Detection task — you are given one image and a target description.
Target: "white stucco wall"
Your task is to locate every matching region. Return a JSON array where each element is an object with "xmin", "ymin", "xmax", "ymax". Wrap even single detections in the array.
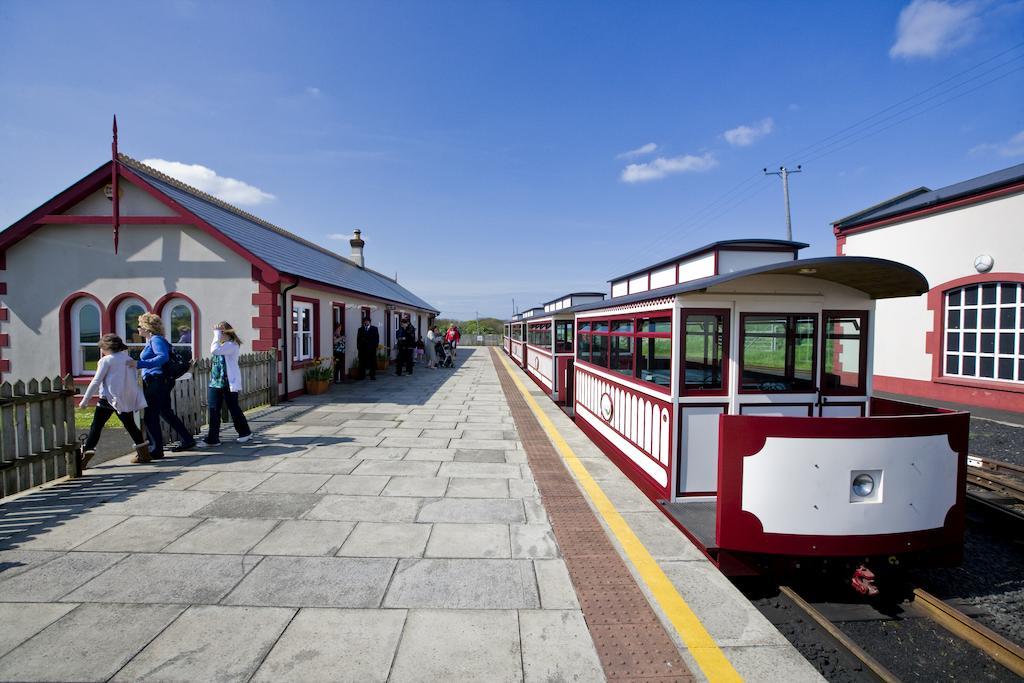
[
  {"xmin": 3, "ymin": 190, "xmax": 257, "ymax": 383},
  {"xmin": 842, "ymin": 191, "xmax": 1024, "ymax": 382}
]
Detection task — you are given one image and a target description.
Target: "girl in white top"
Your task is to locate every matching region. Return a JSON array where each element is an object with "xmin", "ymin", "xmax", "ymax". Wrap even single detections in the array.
[
  {"xmin": 198, "ymin": 321, "xmax": 253, "ymax": 447},
  {"xmin": 425, "ymin": 327, "xmax": 437, "ymax": 368},
  {"xmin": 78, "ymin": 334, "xmax": 150, "ymax": 467}
]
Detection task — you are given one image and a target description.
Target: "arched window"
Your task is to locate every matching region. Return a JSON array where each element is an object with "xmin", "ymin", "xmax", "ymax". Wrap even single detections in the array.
[
  {"xmin": 70, "ymin": 298, "xmax": 101, "ymax": 376},
  {"xmin": 162, "ymin": 298, "xmax": 195, "ymax": 363},
  {"xmin": 116, "ymin": 298, "xmax": 147, "ymax": 359}
]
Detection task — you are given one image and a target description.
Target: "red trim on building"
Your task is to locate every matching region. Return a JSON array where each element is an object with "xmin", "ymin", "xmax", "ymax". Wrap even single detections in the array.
[
  {"xmin": 288, "ymin": 294, "xmax": 321, "ymax": 369},
  {"xmin": 251, "ymin": 266, "xmax": 283, "ymax": 356},
  {"xmin": 58, "ymin": 292, "xmax": 109, "ymax": 380},
  {"xmin": 834, "ymin": 180, "xmax": 1024, "ymax": 237},
  {"xmin": 153, "ymin": 291, "xmax": 202, "ymax": 360},
  {"xmin": 922, "ymin": 272, "xmax": 1024, "ymax": 407},
  {"xmin": 106, "ymin": 292, "xmax": 153, "ymax": 333}
]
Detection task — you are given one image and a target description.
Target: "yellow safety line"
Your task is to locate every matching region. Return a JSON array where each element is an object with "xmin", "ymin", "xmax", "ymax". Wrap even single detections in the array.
[{"xmin": 496, "ymin": 351, "xmax": 743, "ymax": 683}]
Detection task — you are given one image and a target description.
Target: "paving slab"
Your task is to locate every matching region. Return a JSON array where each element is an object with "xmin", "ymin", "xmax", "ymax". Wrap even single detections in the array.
[
  {"xmin": 250, "ymin": 519, "xmax": 355, "ymax": 556},
  {"xmin": 388, "ymin": 609, "xmax": 521, "ymax": 682},
  {"xmin": 63, "ymin": 553, "xmax": 253, "ymax": 604},
  {"xmin": 161, "ymin": 517, "xmax": 278, "ymax": 555},
  {"xmin": 305, "ymin": 495, "xmax": 423, "ymax": 522},
  {"xmin": 0, "ymin": 602, "xmax": 78, "ymax": 658},
  {"xmin": 350, "ymin": 460, "xmax": 441, "ymax": 477},
  {"xmin": 253, "ymin": 472, "xmax": 332, "ymax": 493},
  {"xmin": 223, "ymin": 556, "xmax": 395, "ymax": 608},
  {"xmin": 383, "ymin": 558, "xmax": 539, "ymax": 609},
  {"xmin": 520, "ymin": 610, "xmax": 604, "ymax": 683},
  {"xmin": 112, "ymin": 605, "xmax": 294, "ymax": 682},
  {"xmin": 195, "ymin": 491, "xmax": 324, "ymax": 519},
  {"xmin": 437, "ymin": 461, "xmax": 522, "ymax": 479},
  {"xmin": 533, "ymin": 559, "xmax": 580, "ymax": 609},
  {"xmin": 445, "ymin": 477, "xmax": 509, "ymax": 498},
  {"xmin": 417, "ymin": 497, "xmax": 525, "ymax": 523},
  {"xmin": 187, "ymin": 471, "xmax": 275, "ymax": 492},
  {"xmin": 76, "ymin": 516, "xmax": 203, "ymax": 553},
  {"xmin": 0, "ymin": 550, "xmax": 63, "ymax": 583},
  {"xmin": 321, "ymin": 474, "xmax": 390, "ymax": 495},
  {"xmin": 353, "ymin": 446, "xmax": 409, "ymax": 460},
  {"xmin": 0, "ymin": 603, "xmax": 184, "ymax": 682},
  {"xmin": 337, "ymin": 522, "xmax": 431, "ymax": 557},
  {"xmin": 402, "ymin": 447, "xmax": 456, "ymax": 461},
  {"xmin": 0, "ymin": 552, "xmax": 126, "ymax": 602},
  {"xmin": 5, "ymin": 512, "xmax": 128, "ymax": 551},
  {"xmin": 511, "ymin": 524, "xmax": 560, "ymax": 559},
  {"xmin": 268, "ymin": 457, "xmax": 360, "ymax": 474},
  {"xmin": 380, "ymin": 476, "xmax": 448, "ymax": 497},
  {"xmin": 97, "ymin": 489, "xmax": 226, "ymax": 517},
  {"xmin": 252, "ymin": 608, "xmax": 407, "ymax": 683},
  {"xmin": 425, "ymin": 523, "xmax": 511, "ymax": 558}
]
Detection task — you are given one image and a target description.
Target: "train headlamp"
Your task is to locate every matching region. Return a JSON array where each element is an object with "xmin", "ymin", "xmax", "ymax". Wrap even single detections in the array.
[{"xmin": 851, "ymin": 473, "xmax": 875, "ymax": 498}]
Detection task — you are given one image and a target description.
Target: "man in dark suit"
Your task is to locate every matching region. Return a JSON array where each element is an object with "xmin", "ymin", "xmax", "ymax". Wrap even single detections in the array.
[
  {"xmin": 395, "ymin": 318, "xmax": 416, "ymax": 376},
  {"xmin": 356, "ymin": 317, "xmax": 380, "ymax": 380}
]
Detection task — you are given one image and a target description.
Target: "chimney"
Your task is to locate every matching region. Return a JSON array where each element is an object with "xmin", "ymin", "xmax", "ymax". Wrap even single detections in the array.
[{"xmin": 349, "ymin": 229, "xmax": 365, "ymax": 268}]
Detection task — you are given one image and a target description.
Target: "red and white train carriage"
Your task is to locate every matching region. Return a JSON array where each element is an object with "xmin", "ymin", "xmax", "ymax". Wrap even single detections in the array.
[
  {"xmin": 509, "ymin": 239, "xmax": 968, "ymax": 585},
  {"xmin": 504, "ymin": 313, "xmax": 526, "ymax": 367},
  {"xmin": 520, "ymin": 293, "xmax": 605, "ymax": 405}
]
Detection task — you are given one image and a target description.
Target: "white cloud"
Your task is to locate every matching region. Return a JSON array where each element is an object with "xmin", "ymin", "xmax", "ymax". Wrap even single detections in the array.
[
  {"xmin": 305, "ymin": 86, "xmax": 321, "ymax": 97},
  {"xmin": 141, "ymin": 158, "xmax": 276, "ymax": 206},
  {"xmin": 328, "ymin": 233, "xmax": 353, "ymax": 240},
  {"xmin": 723, "ymin": 118, "xmax": 774, "ymax": 147},
  {"xmin": 890, "ymin": 0, "xmax": 981, "ymax": 59},
  {"xmin": 620, "ymin": 152, "xmax": 718, "ymax": 183},
  {"xmin": 617, "ymin": 142, "xmax": 658, "ymax": 159},
  {"xmin": 969, "ymin": 129, "xmax": 1024, "ymax": 157}
]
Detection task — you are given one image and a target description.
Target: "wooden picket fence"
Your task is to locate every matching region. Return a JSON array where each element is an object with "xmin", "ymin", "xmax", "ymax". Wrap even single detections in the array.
[
  {"xmin": 0, "ymin": 352, "xmax": 278, "ymax": 499},
  {"xmin": 0, "ymin": 375, "xmax": 79, "ymax": 498}
]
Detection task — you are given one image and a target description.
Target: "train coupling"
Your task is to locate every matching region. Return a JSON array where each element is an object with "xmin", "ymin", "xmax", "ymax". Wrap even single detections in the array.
[{"xmin": 851, "ymin": 564, "xmax": 879, "ymax": 596}]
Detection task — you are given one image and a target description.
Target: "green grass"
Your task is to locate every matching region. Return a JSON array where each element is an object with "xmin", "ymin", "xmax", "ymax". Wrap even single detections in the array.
[{"xmin": 74, "ymin": 406, "xmax": 125, "ymax": 431}]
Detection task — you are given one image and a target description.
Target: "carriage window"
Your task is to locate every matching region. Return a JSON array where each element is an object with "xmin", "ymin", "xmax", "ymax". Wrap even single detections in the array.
[
  {"xmin": 822, "ymin": 312, "xmax": 867, "ymax": 395},
  {"xmin": 609, "ymin": 334, "xmax": 633, "ymax": 376},
  {"xmin": 683, "ymin": 312, "xmax": 727, "ymax": 393},
  {"xmin": 511, "ymin": 324, "xmax": 523, "ymax": 341},
  {"xmin": 530, "ymin": 322, "xmax": 552, "ymax": 347},
  {"xmin": 636, "ymin": 315, "xmax": 671, "ymax": 388},
  {"xmin": 590, "ymin": 333, "xmax": 609, "ymax": 367},
  {"xmin": 555, "ymin": 321, "xmax": 574, "ymax": 353},
  {"xmin": 577, "ymin": 330, "xmax": 591, "ymax": 363},
  {"xmin": 741, "ymin": 314, "xmax": 817, "ymax": 392},
  {"xmin": 944, "ymin": 282, "xmax": 1022, "ymax": 383}
]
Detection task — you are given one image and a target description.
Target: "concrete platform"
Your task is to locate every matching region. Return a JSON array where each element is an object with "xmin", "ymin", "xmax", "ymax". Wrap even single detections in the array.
[{"xmin": 0, "ymin": 347, "xmax": 819, "ymax": 681}]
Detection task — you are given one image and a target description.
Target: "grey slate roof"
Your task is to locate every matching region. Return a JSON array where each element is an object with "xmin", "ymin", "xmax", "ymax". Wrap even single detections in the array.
[
  {"xmin": 834, "ymin": 162, "xmax": 1024, "ymax": 230},
  {"xmin": 573, "ymin": 256, "xmax": 929, "ymax": 311},
  {"xmin": 122, "ymin": 156, "xmax": 438, "ymax": 313}
]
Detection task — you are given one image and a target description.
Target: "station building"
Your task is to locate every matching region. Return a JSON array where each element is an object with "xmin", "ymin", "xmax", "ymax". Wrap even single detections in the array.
[
  {"xmin": 0, "ymin": 154, "xmax": 438, "ymax": 397},
  {"xmin": 833, "ymin": 163, "xmax": 1024, "ymax": 414}
]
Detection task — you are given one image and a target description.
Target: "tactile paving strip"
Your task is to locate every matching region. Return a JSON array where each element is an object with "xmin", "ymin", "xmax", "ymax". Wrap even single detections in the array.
[{"xmin": 490, "ymin": 349, "xmax": 694, "ymax": 682}]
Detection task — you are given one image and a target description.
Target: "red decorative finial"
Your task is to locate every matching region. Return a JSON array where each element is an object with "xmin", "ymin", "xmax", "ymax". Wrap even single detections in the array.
[{"xmin": 111, "ymin": 115, "xmax": 120, "ymax": 253}]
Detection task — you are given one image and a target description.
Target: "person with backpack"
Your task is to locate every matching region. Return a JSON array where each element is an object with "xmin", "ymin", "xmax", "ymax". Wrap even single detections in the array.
[
  {"xmin": 136, "ymin": 312, "xmax": 196, "ymax": 457},
  {"xmin": 197, "ymin": 321, "xmax": 253, "ymax": 447},
  {"xmin": 77, "ymin": 334, "xmax": 151, "ymax": 468}
]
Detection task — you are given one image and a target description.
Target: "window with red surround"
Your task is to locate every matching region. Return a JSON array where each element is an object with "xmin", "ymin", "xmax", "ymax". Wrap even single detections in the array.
[
  {"xmin": 291, "ymin": 296, "xmax": 320, "ymax": 367},
  {"xmin": 942, "ymin": 281, "xmax": 1022, "ymax": 385},
  {"xmin": 739, "ymin": 313, "xmax": 818, "ymax": 393},
  {"xmin": 576, "ymin": 310, "xmax": 672, "ymax": 391},
  {"xmin": 681, "ymin": 309, "xmax": 728, "ymax": 396},
  {"xmin": 821, "ymin": 310, "xmax": 868, "ymax": 396}
]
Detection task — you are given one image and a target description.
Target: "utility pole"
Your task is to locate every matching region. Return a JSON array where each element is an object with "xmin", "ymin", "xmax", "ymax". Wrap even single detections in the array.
[{"xmin": 763, "ymin": 165, "xmax": 802, "ymax": 241}]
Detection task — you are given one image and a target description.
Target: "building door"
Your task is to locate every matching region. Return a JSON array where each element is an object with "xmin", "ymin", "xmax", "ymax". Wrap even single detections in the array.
[{"xmin": 332, "ymin": 303, "xmax": 346, "ymax": 379}]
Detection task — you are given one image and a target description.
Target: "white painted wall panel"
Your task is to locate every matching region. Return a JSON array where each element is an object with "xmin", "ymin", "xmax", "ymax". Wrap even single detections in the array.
[
  {"xmin": 612, "ymin": 281, "xmax": 628, "ymax": 298},
  {"xmin": 677, "ymin": 253, "xmax": 716, "ymax": 283},
  {"xmin": 679, "ymin": 406, "xmax": 724, "ymax": 493},
  {"xmin": 718, "ymin": 249, "xmax": 795, "ymax": 274},
  {"xmin": 629, "ymin": 275, "xmax": 649, "ymax": 294},
  {"xmin": 650, "ymin": 265, "xmax": 676, "ymax": 290}
]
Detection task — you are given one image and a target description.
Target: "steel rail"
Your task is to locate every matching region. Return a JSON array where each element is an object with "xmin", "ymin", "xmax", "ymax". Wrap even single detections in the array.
[
  {"xmin": 779, "ymin": 585, "xmax": 900, "ymax": 683},
  {"xmin": 912, "ymin": 588, "xmax": 1024, "ymax": 678}
]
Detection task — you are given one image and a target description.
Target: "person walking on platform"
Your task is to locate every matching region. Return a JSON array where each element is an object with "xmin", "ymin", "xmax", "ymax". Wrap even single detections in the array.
[
  {"xmin": 395, "ymin": 318, "xmax": 416, "ymax": 376},
  {"xmin": 425, "ymin": 326, "xmax": 438, "ymax": 368},
  {"xmin": 357, "ymin": 316, "xmax": 379, "ymax": 380},
  {"xmin": 332, "ymin": 324, "xmax": 347, "ymax": 384},
  {"xmin": 198, "ymin": 321, "xmax": 253, "ymax": 447},
  {"xmin": 77, "ymin": 334, "xmax": 151, "ymax": 468},
  {"xmin": 136, "ymin": 312, "xmax": 195, "ymax": 457}
]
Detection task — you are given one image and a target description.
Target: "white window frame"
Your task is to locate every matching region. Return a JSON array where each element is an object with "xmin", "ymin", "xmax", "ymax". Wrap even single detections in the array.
[
  {"xmin": 115, "ymin": 298, "xmax": 147, "ymax": 356},
  {"xmin": 161, "ymin": 298, "xmax": 196, "ymax": 356},
  {"xmin": 70, "ymin": 298, "xmax": 101, "ymax": 376},
  {"xmin": 943, "ymin": 282, "xmax": 1023, "ymax": 384},
  {"xmin": 292, "ymin": 301, "xmax": 315, "ymax": 362}
]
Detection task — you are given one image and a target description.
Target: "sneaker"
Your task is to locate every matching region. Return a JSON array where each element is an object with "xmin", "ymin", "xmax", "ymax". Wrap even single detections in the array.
[
  {"xmin": 195, "ymin": 439, "xmax": 220, "ymax": 449},
  {"xmin": 170, "ymin": 440, "xmax": 197, "ymax": 453},
  {"xmin": 237, "ymin": 434, "xmax": 253, "ymax": 443}
]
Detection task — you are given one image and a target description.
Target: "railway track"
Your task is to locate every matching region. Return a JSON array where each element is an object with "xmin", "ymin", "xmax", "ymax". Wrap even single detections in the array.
[
  {"xmin": 966, "ymin": 455, "xmax": 1024, "ymax": 523},
  {"xmin": 778, "ymin": 584, "xmax": 1024, "ymax": 681}
]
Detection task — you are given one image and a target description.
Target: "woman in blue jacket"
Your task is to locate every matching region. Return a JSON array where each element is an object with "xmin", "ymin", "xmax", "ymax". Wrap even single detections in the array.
[{"xmin": 136, "ymin": 312, "xmax": 196, "ymax": 457}]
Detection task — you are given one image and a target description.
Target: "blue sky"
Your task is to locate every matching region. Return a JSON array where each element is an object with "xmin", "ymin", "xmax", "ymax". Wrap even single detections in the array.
[{"xmin": 1, "ymin": 1, "xmax": 1022, "ymax": 319}]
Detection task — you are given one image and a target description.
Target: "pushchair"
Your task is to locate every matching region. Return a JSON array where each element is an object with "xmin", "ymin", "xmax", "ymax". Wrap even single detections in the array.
[{"xmin": 436, "ymin": 340, "xmax": 454, "ymax": 368}]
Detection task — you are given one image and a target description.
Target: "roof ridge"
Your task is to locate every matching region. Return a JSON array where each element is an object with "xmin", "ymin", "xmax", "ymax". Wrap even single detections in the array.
[{"xmin": 118, "ymin": 153, "xmax": 366, "ymax": 271}]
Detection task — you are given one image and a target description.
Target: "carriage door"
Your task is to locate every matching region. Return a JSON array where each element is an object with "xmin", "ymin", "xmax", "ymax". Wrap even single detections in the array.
[
  {"xmin": 818, "ymin": 311, "xmax": 869, "ymax": 417},
  {"xmin": 737, "ymin": 313, "xmax": 819, "ymax": 417}
]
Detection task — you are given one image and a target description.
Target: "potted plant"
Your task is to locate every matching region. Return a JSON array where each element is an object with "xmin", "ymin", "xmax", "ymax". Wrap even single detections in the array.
[
  {"xmin": 348, "ymin": 356, "xmax": 362, "ymax": 380},
  {"xmin": 303, "ymin": 357, "xmax": 333, "ymax": 395},
  {"xmin": 376, "ymin": 344, "xmax": 388, "ymax": 371}
]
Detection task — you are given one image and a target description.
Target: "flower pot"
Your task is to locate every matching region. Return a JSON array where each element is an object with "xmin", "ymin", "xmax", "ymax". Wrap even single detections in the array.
[
  {"xmin": 376, "ymin": 359, "xmax": 388, "ymax": 370},
  {"xmin": 305, "ymin": 379, "xmax": 331, "ymax": 395},
  {"xmin": 349, "ymin": 367, "xmax": 363, "ymax": 380}
]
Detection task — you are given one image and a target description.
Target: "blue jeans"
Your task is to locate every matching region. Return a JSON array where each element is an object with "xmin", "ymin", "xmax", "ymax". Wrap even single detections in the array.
[
  {"xmin": 143, "ymin": 375, "xmax": 193, "ymax": 455},
  {"xmin": 206, "ymin": 385, "xmax": 251, "ymax": 443}
]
